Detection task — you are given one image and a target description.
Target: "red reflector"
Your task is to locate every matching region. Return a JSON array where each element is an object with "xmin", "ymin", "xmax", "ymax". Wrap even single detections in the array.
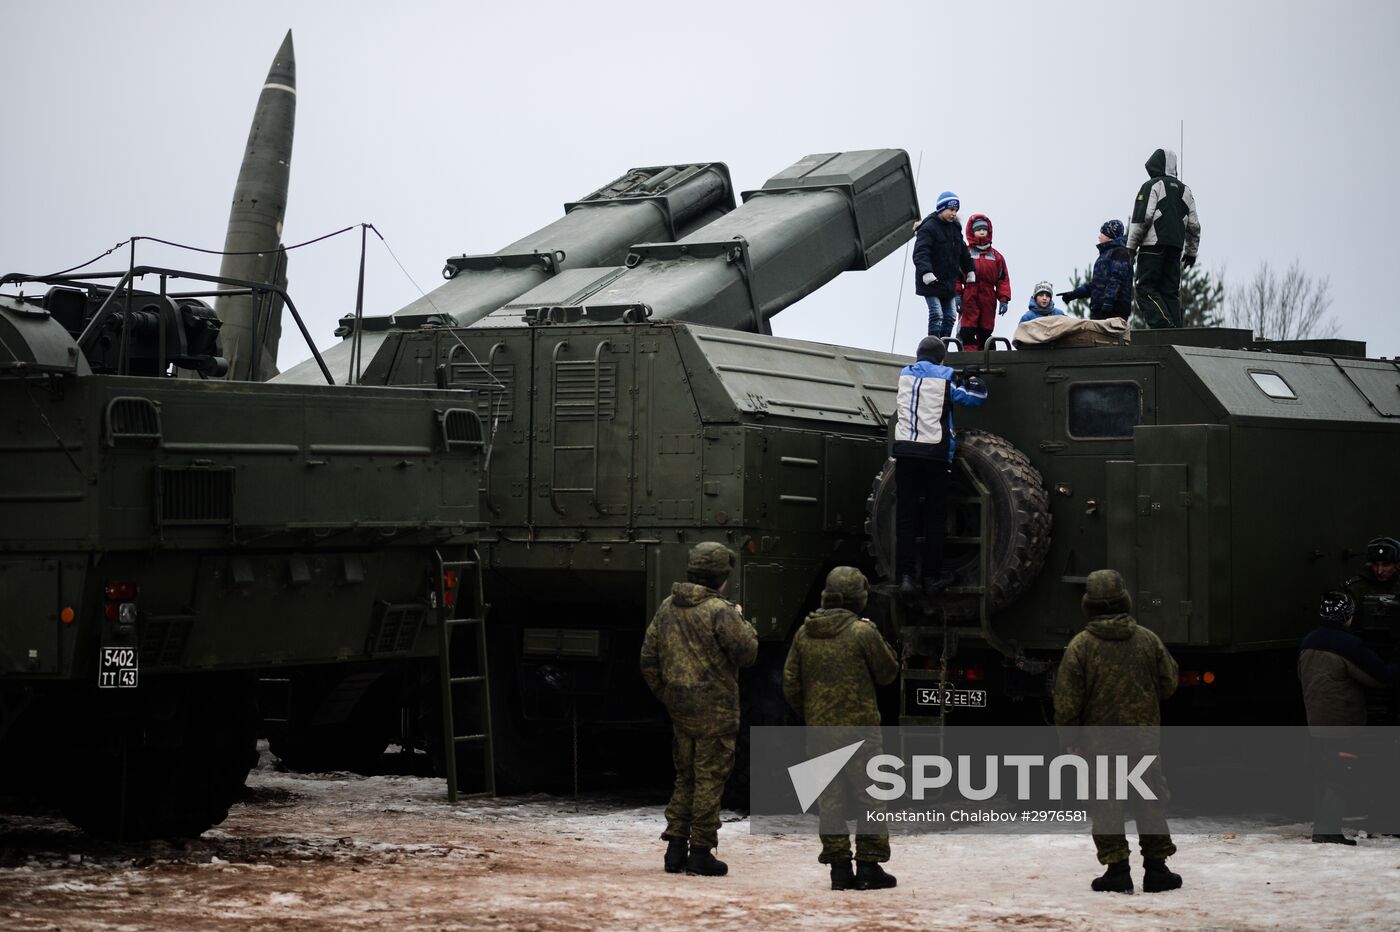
[
  {"xmin": 1179, "ymin": 671, "xmax": 1202, "ymax": 687},
  {"xmin": 60, "ymin": 607, "xmax": 75, "ymax": 624},
  {"xmin": 103, "ymin": 603, "xmax": 119, "ymax": 621},
  {"xmin": 104, "ymin": 580, "xmax": 138, "ymax": 601},
  {"xmin": 443, "ymin": 570, "xmax": 459, "ymax": 608},
  {"xmin": 963, "ymin": 665, "xmax": 985, "ymax": 682},
  {"xmin": 1202, "ymin": 671, "xmax": 1216, "ymax": 685}
]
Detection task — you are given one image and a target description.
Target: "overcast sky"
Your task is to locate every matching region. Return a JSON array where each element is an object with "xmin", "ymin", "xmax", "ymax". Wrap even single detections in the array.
[{"xmin": 2, "ymin": 0, "xmax": 1396, "ymax": 365}]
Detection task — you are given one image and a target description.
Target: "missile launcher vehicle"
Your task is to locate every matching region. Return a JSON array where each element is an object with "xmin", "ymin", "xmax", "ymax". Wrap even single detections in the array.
[{"xmin": 0, "ymin": 268, "xmax": 487, "ymax": 838}]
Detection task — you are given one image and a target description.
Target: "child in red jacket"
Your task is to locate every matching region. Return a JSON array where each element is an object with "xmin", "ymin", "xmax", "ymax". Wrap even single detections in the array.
[{"xmin": 956, "ymin": 214, "xmax": 1011, "ymax": 350}]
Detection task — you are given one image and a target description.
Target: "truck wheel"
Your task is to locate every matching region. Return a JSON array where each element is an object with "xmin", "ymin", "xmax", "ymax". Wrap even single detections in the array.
[
  {"xmin": 59, "ymin": 676, "xmax": 258, "ymax": 840},
  {"xmin": 865, "ymin": 429, "xmax": 1051, "ymax": 614}
]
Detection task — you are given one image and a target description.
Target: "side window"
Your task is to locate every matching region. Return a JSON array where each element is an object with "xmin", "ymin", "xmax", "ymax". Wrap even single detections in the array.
[
  {"xmin": 1248, "ymin": 370, "xmax": 1297, "ymax": 400},
  {"xmin": 1068, "ymin": 382, "xmax": 1142, "ymax": 439}
]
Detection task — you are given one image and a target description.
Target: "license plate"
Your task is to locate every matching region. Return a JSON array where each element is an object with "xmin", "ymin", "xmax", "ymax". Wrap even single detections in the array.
[
  {"xmin": 99, "ymin": 647, "xmax": 139, "ymax": 689},
  {"xmin": 915, "ymin": 687, "xmax": 986, "ymax": 708}
]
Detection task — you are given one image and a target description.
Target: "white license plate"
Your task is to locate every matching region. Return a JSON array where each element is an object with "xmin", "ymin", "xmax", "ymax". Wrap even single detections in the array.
[
  {"xmin": 99, "ymin": 647, "xmax": 139, "ymax": 689},
  {"xmin": 915, "ymin": 687, "xmax": 986, "ymax": 708}
]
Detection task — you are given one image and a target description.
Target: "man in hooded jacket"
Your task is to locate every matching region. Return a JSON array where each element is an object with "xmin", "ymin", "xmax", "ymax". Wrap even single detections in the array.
[
  {"xmin": 640, "ymin": 541, "xmax": 758, "ymax": 877},
  {"xmin": 1127, "ymin": 149, "xmax": 1201, "ymax": 329},
  {"xmin": 783, "ymin": 567, "xmax": 900, "ymax": 891},
  {"xmin": 1054, "ymin": 569, "xmax": 1182, "ymax": 894}
]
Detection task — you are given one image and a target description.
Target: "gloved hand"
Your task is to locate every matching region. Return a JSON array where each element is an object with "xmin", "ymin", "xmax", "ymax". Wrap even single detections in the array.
[
  {"xmin": 965, "ymin": 271, "xmax": 977, "ymax": 284},
  {"xmin": 922, "ymin": 272, "xmax": 936, "ymax": 285},
  {"xmin": 1058, "ymin": 291, "xmax": 1075, "ymax": 303},
  {"xmin": 964, "ymin": 375, "xmax": 987, "ymax": 394},
  {"xmin": 1182, "ymin": 254, "xmax": 1197, "ymax": 268},
  {"xmin": 997, "ymin": 300, "xmax": 1008, "ymax": 316}
]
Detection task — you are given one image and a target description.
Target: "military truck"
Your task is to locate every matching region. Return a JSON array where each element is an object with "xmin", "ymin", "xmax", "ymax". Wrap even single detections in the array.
[
  {"xmin": 280, "ymin": 150, "xmax": 921, "ymax": 783},
  {"xmin": 866, "ymin": 328, "xmax": 1400, "ymax": 723},
  {"xmin": 0, "ymin": 267, "xmax": 487, "ymax": 838}
]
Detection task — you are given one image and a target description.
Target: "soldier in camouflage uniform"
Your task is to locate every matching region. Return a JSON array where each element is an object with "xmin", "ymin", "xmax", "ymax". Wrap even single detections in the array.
[
  {"xmin": 783, "ymin": 567, "xmax": 900, "ymax": 891},
  {"xmin": 1053, "ymin": 569, "xmax": 1182, "ymax": 894},
  {"xmin": 640, "ymin": 541, "xmax": 758, "ymax": 877}
]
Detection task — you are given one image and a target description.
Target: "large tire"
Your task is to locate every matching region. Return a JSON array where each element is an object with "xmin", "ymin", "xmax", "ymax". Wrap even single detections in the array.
[
  {"xmin": 58, "ymin": 675, "xmax": 258, "ymax": 840},
  {"xmin": 866, "ymin": 429, "xmax": 1051, "ymax": 615}
]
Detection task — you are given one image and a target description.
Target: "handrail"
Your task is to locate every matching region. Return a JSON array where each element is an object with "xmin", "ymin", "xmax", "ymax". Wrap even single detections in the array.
[
  {"xmin": 481, "ymin": 342, "xmax": 507, "ymax": 514},
  {"xmin": 547, "ymin": 340, "xmax": 571, "ymax": 516},
  {"xmin": 588, "ymin": 339, "xmax": 613, "ymax": 516},
  {"xmin": 1, "ymin": 266, "xmax": 333, "ymax": 384}
]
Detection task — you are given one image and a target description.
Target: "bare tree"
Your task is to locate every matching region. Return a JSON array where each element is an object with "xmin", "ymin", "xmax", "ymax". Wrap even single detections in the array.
[{"xmin": 1228, "ymin": 260, "xmax": 1337, "ymax": 341}]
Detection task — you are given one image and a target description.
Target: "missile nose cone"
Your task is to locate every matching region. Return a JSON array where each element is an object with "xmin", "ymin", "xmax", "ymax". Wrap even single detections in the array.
[{"xmin": 267, "ymin": 29, "xmax": 295, "ymax": 88}]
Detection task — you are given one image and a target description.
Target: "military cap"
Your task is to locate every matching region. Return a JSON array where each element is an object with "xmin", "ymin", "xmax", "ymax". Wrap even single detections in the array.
[
  {"xmin": 688, "ymin": 541, "xmax": 735, "ymax": 576},
  {"xmin": 1082, "ymin": 569, "xmax": 1132, "ymax": 616},
  {"xmin": 820, "ymin": 566, "xmax": 870, "ymax": 610},
  {"xmin": 1366, "ymin": 537, "xmax": 1399, "ymax": 564}
]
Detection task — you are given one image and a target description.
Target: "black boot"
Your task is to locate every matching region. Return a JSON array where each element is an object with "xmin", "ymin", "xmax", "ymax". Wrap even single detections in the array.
[
  {"xmin": 664, "ymin": 838, "xmax": 688, "ymax": 873},
  {"xmin": 1312, "ymin": 833, "xmax": 1357, "ymax": 846},
  {"xmin": 1141, "ymin": 858, "xmax": 1182, "ymax": 892},
  {"xmin": 685, "ymin": 847, "xmax": 728, "ymax": 877},
  {"xmin": 855, "ymin": 861, "xmax": 897, "ymax": 890},
  {"xmin": 898, "ymin": 575, "xmax": 919, "ymax": 604},
  {"xmin": 1091, "ymin": 859, "xmax": 1133, "ymax": 893},
  {"xmin": 829, "ymin": 860, "xmax": 856, "ymax": 890}
]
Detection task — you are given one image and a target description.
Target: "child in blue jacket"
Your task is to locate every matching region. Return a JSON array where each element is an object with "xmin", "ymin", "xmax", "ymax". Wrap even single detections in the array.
[
  {"xmin": 1020, "ymin": 281, "xmax": 1068, "ymax": 323},
  {"xmin": 1058, "ymin": 220, "xmax": 1134, "ymax": 320}
]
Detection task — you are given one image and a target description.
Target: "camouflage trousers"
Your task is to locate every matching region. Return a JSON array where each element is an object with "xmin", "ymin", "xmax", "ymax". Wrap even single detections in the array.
[
  {"xmin": 816, "ymin": 731, "xmax": 890, "ymax": 864},
  {"xmin": 1088, "ymin": 752, "xmax": 1176, "ymax": 864},
  {"xmin": 663, "ymin": 729, "xmax": 736, "ymax": 850}
]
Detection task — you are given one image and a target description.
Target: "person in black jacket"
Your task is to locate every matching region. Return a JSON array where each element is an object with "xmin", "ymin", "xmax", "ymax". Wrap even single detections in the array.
[
  {"xmin": 1127, "ymin": 149, "xmax": 1201, "ymax": 328},
  {"xmin": 911, "ymin": 192, "xmax": 976, "ymax": 339},
  {"xmin": 1297, "ymin": 590, "xmax": 1400, "ymax": 845},
  {"xmin": 1059, "ymin": 220, "xmax": 1134, "ymax": 320}
]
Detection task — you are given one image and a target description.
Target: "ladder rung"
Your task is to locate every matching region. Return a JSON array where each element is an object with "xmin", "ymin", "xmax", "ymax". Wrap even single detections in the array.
[
  {"xmin": 440, "ymin": 560, "xmax": 479, "ymax": 569},
  {"xmin": 453, "ymin": 734, "xmax": 487, "ymax": 744},
  {"xmin": 445, "ymin": 616, "xmax": 485, "ymax": 627},
  {"xmin": 945, "ymin": 536, "xmax": 982, "ymax": 544},
  {"xmin": 261, "ymin": 717, "xmax": 290, "ymax": 724},
  {"xmin": 944, "ymin": 585, "xmax": 985, "ymax": 595},
  {"xmin": 450, "ymin": 675, "xmax": 486, "ymax": 685}
]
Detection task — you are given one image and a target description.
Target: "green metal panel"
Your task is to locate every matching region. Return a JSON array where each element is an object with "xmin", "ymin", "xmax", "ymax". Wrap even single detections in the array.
[{"xmin": 1133, "ymin": 463, "xmax": 1191, "ymax": 644}]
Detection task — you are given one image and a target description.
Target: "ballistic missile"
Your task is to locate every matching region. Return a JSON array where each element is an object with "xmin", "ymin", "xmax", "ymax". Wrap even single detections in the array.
[{"xmin": 215, "ymin": 30, "xmax": 295, "ymax": 381}]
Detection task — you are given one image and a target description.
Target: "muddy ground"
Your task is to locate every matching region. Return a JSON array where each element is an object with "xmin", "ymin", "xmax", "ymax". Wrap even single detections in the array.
[{"xmin": 2, "ymin": 753, "xmax": 1398, "ymax": 931}]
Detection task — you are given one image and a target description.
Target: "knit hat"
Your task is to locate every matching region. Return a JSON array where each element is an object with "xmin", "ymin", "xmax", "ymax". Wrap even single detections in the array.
[
  {"xmin": 1100, "ymin": 219, "xmax": 1125, "ymax": 239},
  {"xmin": 916, "ymin": 335, "xmax": 947, "ymax": 363},
  {"xmin": 935, "ymin": 191, "xmax": 960, "ymax": 213},
  {"xmin": 1318, "ymin": 590, "xmax": 1356, "ymax": 627},
  {"xmin": 1082, "ymin": 569, "xmax": 1132, "ymax": 616},
  {"xmin": 820, "ymin": 566, "xmax": 870, "ymax": 611},
  {"xmin": 1366, "ymin": 536, "xmax": 1400, "ymax": 563},
  {"xmin": 970, "ymin": 217, "xmax": 990, "ymax": 233},
  {"xmin": 688, "ymin": 541, "xmax": 735, "ymax": 577},
  {"xmin": 1033, "ymin": 280, "xmax": 1054, "ymax": 298}
]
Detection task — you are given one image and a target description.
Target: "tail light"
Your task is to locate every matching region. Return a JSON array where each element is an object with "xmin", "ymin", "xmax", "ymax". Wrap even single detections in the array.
[
  {"xmin": 104, "ymin": 579, "xmax": 139, "ymax": 627},
  {"xmin": 442, "ymin": 569, "xmax": 459, "ymax": 609}
]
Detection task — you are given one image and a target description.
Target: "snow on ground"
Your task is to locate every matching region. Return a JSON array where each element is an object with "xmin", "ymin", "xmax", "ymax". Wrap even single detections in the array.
[{"xmin": 2, "ymin": 765, "xmax": 1398, "ymax": 931}]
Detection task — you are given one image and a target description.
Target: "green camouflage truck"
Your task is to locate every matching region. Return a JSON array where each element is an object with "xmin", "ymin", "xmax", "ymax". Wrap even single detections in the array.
[{"xmin": 0, "ymin": 269, "xmax": 485, "ymax": 838}]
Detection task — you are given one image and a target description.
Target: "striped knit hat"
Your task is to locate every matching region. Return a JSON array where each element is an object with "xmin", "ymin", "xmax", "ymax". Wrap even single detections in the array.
[{"xmin": 935, "ymin": 191, "xmax": 960, "ymax": 212}]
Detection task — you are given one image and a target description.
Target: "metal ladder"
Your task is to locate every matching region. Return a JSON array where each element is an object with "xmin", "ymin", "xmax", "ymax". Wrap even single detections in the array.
[
  {"xmin": 896, "ymin": 458, "xmax": 994, "ymax": 778},
  {"xmin": 436, "ymin": 548, "xmax": 496, "ymax": 802}
]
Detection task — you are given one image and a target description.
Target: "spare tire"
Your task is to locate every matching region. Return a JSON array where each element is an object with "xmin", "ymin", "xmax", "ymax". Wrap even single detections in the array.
[{"xmin": 865, "ymin": 429, "xmax": 1051, "ymax": 614}]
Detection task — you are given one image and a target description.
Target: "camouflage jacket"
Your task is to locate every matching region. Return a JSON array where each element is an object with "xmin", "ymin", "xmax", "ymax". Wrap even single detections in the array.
[
  {"xmin": 782, "ymin": 609, "xmax": 900, "ymax": 726},
  {"xmin": 1053, "ymin": 614, "xmax": 1178, "ymax": 728},
  {"xmin": 639, "ymin": 582, "xmax": 758, "ymax": 736},
  {"xmin": 1344, "ymin": 566, "xmax": 1399, "ymax": 601}
]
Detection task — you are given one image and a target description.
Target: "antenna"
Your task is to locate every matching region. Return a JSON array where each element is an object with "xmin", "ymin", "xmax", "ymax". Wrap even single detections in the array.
[{"xmin": 1180, "ymin": 119, "xmax": 1184, "ymax": 175}]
